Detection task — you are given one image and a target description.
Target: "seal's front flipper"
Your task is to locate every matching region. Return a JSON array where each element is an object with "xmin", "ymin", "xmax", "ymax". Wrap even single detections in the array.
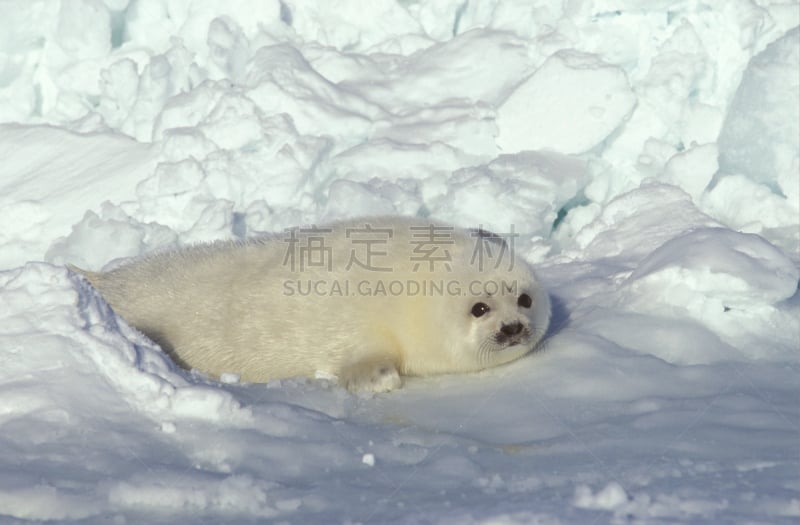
[{"xmin": 338, "ymin": 355, "xmax": 402, "ymax": 393}]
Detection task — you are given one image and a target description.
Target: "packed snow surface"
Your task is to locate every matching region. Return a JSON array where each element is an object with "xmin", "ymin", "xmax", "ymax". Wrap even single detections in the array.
[{"xmin": 1, "ymin": 1, "xmax": 799, "ymax": 523}]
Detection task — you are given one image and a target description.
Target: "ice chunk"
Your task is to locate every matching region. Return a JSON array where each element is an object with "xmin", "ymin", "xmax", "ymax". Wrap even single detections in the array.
[
  {"xmin": 620, "ymin": 227, "xmax": 800, "ymax": 357},
  {"xmin": 496, "ymin": 50, "xmax": 636, "ymax": 154},
  {"xmin": 702, "ymin": 174, "xmax": 800, "ymax": 254},
  {"xmin": 625, "ymin": 227, "xmax": 798, "ymax": 307},
  {"xmin": 429, "ymin": 151, "xmax": 587, "ymax": 237},
  {"xmin": 718, "ymin": 27, "xmax": 800, "ymax": 207},
  {"xmin": 573, "ymin": 184, "xmax": 720, "ymax": 261},
  {"xmin": 661, "ymin": 143, "xmax": 718, "ymax": 202},
  {"xmin": 0, "ymin": 124, "xmax": 157, "ymax": 268},
  {"xmin": 322, "ymin": 180, "xmax": 399, "ymax": 220}
]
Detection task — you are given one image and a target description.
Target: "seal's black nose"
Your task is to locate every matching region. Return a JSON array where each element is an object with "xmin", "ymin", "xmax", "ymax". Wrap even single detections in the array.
[{"xmin": 500, "ymin": 322, "xmax": 523, "ymax": 337}]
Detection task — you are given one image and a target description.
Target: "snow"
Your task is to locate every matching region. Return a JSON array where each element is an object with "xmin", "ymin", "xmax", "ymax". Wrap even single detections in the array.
[{"xmin": 1, "ymin": 1, "xmax": 799, "ymax": 523}]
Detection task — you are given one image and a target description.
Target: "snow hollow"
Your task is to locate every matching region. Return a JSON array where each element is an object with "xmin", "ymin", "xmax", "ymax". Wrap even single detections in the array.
[{"xmin": 1, "ymin": 1, "xmax": 799, "ymax": 523}]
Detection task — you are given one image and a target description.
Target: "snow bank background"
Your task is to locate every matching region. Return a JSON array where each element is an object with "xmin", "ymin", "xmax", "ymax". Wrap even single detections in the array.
[{"xmin": 1, "ymin": 1, "xmax": 799, "ymax": 523}]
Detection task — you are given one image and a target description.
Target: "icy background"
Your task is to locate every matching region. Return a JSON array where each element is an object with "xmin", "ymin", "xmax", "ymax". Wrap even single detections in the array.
[{"xmin": 1, "ymin": 1, "xmax": 799, "ymax": 523}]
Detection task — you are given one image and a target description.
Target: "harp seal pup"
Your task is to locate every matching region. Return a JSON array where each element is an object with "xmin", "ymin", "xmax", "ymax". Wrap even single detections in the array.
[{"xmin": 70, "ymin": 216, "xmax": 551, "ymax": 392}]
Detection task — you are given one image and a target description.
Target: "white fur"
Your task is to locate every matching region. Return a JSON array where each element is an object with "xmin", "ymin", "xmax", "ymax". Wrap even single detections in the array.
[{"xmin": 72, "ymin": 217, "xmax": 551, "ymax": 392}]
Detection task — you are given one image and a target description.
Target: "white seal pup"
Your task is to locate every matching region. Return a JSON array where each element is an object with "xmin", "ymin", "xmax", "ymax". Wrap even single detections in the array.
[{"xmin": 70, "ymin": 217, "xmax": 551, "ymax": 392}]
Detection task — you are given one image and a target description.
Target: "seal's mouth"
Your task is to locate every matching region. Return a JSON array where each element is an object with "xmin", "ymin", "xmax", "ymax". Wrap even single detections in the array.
[
  {"xmin": 493, "ymin": 332, "xmax": 529, "ymax": 348},
  {"xmin": 480, "ymin": 333, "xmax": 533, "ymax": 365}
]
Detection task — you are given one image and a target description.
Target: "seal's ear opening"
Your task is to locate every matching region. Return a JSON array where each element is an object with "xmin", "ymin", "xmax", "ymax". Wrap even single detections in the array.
[{"xmin": 468, "ymin": 227, "xmax": 508, "ymax": 249}]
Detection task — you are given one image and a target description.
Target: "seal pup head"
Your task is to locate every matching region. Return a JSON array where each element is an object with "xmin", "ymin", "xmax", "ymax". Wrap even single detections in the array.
[
  {"xmin": 416, "ymin": 227, "xmax": 552, "ymax": 373},
  {"xmin": 458, "ymin": 268, "xmax": 551, "ymax": 370}
]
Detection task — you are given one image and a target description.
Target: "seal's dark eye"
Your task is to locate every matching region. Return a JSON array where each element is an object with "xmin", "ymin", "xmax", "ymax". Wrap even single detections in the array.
[
  {"xmin": 471, "ymin": 302, "xmax": 490, "ymax": 318},
  {"xmin": 518, "ymin": 294, "xmax": 532, "ymax": 308}
]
